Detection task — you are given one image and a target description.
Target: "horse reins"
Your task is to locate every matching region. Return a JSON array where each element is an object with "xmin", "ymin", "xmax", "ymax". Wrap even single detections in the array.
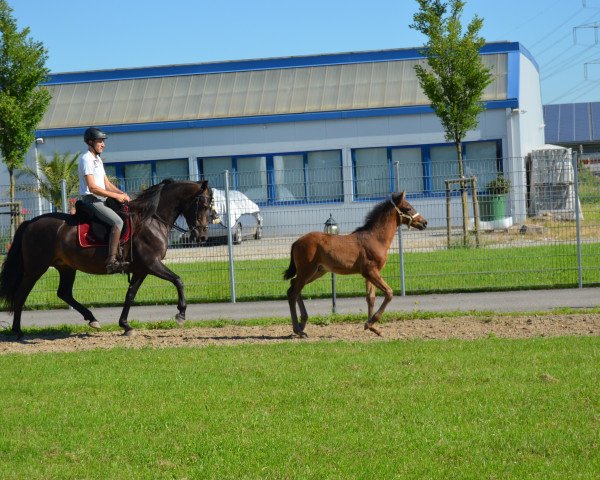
[
  {"xmin": 153, "ymin": 193, "xmax": 213, "ymax": 235},
  {"xmin": 389, "ymin": 199, "xmax": 420, "ymax": 229}
]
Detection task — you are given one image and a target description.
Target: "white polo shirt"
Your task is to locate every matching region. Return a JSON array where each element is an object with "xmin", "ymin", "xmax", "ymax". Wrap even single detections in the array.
[{"xmin": 79, "ymin": 150, "xmax": 107, "ymax": 199}]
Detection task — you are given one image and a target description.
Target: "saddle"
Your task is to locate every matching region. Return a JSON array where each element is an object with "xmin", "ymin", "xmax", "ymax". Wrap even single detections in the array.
[{"xmin": 74, "ymin": 198, "xmax": 132, "ymax": 248}]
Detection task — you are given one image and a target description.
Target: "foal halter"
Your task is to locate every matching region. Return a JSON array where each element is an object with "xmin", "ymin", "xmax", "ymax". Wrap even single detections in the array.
[{"xmin": 389, "ymin": 199, "xmax": 420, "ymax": 229}]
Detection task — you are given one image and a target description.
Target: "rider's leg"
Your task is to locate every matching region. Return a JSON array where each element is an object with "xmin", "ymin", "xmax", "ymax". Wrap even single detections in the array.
[
  {"xmin": 105, "ymin": 224, "xmax": 128, "ymax": 273},
  {"xmin": 81, "ymin": 195, "xmax": 128, "ymax": 273}
]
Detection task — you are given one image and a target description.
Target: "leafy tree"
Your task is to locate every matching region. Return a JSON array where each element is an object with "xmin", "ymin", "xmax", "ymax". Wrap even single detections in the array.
[
  {"xmin": 18, "ymin": 151, "xmax": 79, "ymax": 212},
  {"xmin": 0, "ymin": 0, "xmax": 51, "ymax": 226},
  {"xmin": 411, "ymin": 0, "xmax": 493, "ymax": 244}
]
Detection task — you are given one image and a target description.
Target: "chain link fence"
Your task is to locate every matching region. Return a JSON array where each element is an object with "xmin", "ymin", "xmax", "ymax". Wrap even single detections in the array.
[{"xmin": 1, "ymin": 151, "xmax": 599, "ymax": 309}]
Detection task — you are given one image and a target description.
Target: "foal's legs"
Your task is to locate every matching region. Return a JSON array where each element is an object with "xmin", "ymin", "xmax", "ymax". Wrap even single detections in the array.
[
  {"xmin": 56, "ymin": 266, "xmax": 100, "ymax": 329},
  {"xmin": 286, "ymin": 266, "xmax": 326, "ymax": 337},
  {"xmin": 365, "ymin": 280, "xmax": 376, "ymax": 321},
  {"xmin": 296, "ymin": 268, "xmax": 326, "ymax": 333},
  {"xmin": 362, "ymin": 269, "xmax": 394, "ymax": 336},
  {"xmin": 287, "ymin": 277, "xmax": 304, "ymax": 336}
]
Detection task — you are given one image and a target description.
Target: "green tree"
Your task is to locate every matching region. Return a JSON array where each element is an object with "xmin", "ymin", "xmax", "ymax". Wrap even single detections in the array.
[
  {"xmin": 411, "ymin": 0, "xmax": 493, "ymax": 244},
  {"xmin": 17, "ymin": 151, "xmax": 79, "ymax": 212},
  {"xmin": 0, "ymin": 0, "xmax": 51, "ymax": 227}
]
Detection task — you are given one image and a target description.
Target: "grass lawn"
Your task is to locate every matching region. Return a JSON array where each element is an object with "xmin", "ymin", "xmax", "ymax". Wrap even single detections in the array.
[{"xmin": 0, "ymin": 335, "xmax": 598, "ymax": 479}]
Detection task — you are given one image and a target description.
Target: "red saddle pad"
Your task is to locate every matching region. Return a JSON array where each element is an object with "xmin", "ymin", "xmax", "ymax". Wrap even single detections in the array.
[{"xmin": 77, "ymin": 217, "xmax": 131, "ymax": 248}]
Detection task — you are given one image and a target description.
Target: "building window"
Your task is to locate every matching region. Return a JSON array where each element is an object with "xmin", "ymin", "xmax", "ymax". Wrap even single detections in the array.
[
  {"xmin": 391, "ymin": 147, "xmax": 423, "ymax": 194},
  {"xmin": 274, "ymin": 154, "xmax": 304, "ymax": 202},
  {"xmin": 430, "ymin": 145, "xmax": 457, "ymax": 192},
  {"xmin": 353, "ymin": 140, "xmax": 502, "ymax": 198},
  {"xmin": 464, "ymin": 141, "xmax": 501, "ymax": 190},
  {"xmin": 353, "ymin": 147, "xmax": 390, "ymax": 199},
  {"xmin": 202, "ymin": 157, "xmax": 232, "ymax": 190},
  {"xmin": 156, "ymin": 159, "xmax": 188, "ymax": 182},
  {"xmin": 307, "ymin": 150, "xmax": 343, "ymax": 202},
  {"xmin": 104, "ymin": 158, "xmax": 189, "ymax": 193},
  {"xmin": 236, "ymin": 156, "xmax": 268, "ymax": 203},
  {"xmin": 198, "ymin": 149, "xmax": 343, "ymax": 205},
  {"xmin": 123, "ymin": 163, "xmax": 152, "ymax": 192}
]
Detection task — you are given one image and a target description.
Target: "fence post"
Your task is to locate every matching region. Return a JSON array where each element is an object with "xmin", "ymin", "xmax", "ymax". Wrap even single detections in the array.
[
  {"xmin": 394, "ymin": 161, "xmax": 406, "ymax": 296},
  {"xmin": 572, "ymin": 151, "xmax": 583, "ymax": 288},
  {"xmin": 445, "ymin": 181, "xmax": 451, "ymax": 248},
  {"xmin": 224, "ymin": 170, "xmax": 236, "ymax": 303},
  {"xmin": 471, "ymin": 177, "xmax": 480, "ymax": 248},
  {"xmin": 60, "ymin": 179, "xmax": 68, "ymax": 213}
]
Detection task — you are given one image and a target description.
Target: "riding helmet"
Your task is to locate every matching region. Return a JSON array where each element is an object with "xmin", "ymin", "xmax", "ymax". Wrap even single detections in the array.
[{"xmin": 83, "ymin": 127, "xmax": 107, "ymax": 143}]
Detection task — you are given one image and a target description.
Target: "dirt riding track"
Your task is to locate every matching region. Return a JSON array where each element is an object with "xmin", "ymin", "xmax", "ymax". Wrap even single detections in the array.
[{"xmin": 2, "ymin": 313, "xmax": 599, "ymax": 355}]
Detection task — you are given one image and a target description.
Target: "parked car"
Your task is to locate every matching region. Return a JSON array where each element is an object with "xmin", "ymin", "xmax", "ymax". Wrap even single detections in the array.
[
  {"xmin": 207, "ymin": 189, "xmax": 263, "ymax": 244},
  {"xmin": 168, "ymin": 189, "xmax": 263, "ymax": 247}
]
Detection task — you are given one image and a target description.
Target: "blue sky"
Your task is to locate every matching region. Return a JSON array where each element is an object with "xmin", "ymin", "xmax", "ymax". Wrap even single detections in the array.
[{"xmin": 10, "ymin": 0, "xmax": 600, "ymax": 105}]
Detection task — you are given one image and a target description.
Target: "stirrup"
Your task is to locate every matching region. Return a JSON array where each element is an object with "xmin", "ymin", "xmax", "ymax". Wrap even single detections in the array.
[{"xmin": 106, "ymin": 260, "xmax": 130, "ymax": 274}]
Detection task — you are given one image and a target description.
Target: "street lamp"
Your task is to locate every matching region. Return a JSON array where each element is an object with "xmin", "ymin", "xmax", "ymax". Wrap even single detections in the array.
[{"xmin": 324, "ymin": 213, "xmax": 339, "ymax": 313}]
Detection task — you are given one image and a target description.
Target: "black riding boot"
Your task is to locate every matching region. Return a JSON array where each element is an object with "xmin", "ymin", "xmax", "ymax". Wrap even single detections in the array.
[{"xmin": 106, "ymin": 225, "xmax": 129, "ymax": 274}]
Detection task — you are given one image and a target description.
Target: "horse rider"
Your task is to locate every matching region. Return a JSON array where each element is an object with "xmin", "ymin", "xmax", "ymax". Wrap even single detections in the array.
[{"xmin": 78, "ymin": 127, "xmax": 131, "ymax": 274}]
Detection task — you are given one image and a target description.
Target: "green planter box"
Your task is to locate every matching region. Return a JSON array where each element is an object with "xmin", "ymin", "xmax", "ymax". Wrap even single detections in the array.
[{"xmin": 480, "ymin": 194, "xmax": 506, "ymax": 221}]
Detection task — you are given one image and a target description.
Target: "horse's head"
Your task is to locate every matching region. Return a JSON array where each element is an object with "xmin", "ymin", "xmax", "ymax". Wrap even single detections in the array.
[
  {"xmin": 391, "ymin": 192, "xmax": 427, "ymax": 230},
  {"xmin": 182, "ymin": 180, "xmax": 214, "ymax": 243}
]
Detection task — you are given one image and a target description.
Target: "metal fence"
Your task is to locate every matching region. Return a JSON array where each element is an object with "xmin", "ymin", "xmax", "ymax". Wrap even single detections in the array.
[{"xmin": 1, "ymin": 151, "xmax": 599, "ymax": 310}]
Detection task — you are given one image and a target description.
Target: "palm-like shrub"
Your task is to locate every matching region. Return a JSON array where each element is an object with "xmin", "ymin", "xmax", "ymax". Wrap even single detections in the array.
[{"xmin": 18, "ymin": 152, "xmax": 80, "ymax": 212}]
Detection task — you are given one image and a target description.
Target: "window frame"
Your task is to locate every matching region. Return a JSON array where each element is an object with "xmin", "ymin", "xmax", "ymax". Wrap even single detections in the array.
[
  {"xmin": 351, "ymin": 139, "xmax": 502, "ymax": 201},
  {"xmin": 197, "ymin": 149, "xmax": 344, "ymax": 206},
  {"xmin": 104, "ymin": 158, "xmax": 189, "ymax": 192}
]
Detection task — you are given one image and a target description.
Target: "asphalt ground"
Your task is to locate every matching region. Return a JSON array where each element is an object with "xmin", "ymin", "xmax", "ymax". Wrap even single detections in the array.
[{"xmin": 2, "ymin": 287, "xmax": 600, "ymax": 329}]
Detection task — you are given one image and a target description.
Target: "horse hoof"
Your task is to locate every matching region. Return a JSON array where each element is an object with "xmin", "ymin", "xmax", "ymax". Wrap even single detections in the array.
[
  {"xmin": 12, "ymin": 331, "xmax": 24, "ymax": 342},
  {"xmin": 293, "ymin": 331, "xmax": 308, "ymax": 338},
  {"xmin": 175, "ymin": 314, "xmax": 185, "ymax": 327},
  {"xmin": 364, "ymin": 322, "xmax": 382, "ymax": 336},
  {"xmin": 88, "ymin": 320, "xmax": 101, "ymax": 330},
  {"xmin": 122, "ymin": 329, "xmax": 136, "ymax": 337}
]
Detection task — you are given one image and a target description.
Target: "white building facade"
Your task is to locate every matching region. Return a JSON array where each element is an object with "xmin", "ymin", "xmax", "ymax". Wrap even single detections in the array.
[{"xmin": 4, "ymin": 41, "xmax": 545, "ymax": 231}]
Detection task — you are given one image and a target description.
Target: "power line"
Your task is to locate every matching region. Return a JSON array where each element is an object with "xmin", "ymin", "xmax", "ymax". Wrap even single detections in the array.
[
  {"xmin": 573, "ymin": 21, "xmax": 600, "ymax": 44},
  {"xmin": 504, "ymin": 0, "xmax": 564, "ymax": 35},
  {"xmin": 528, "ymin": 8, "xmax": 584, "ymax": 50},
  {"xmin": 541, "ymin": 44, "xmax": 583, "ymax": 70},
  {"xmin": 530, "ymin": 7, "xmax": 600, "ymax": 56},
  {"xmin": 533, "ymin": 31, "xmax": 572, "ymax": 59},
  {"xmin": 547, "ymin": 79, "xmax": 589, "ymax": 104},
  {"xmin": 570, "ymin": 78, "xmax": 600, "ymax": 101},
  {"xmin": 541, "ymin": 44, "xmax": 597, "ymax": 80}
]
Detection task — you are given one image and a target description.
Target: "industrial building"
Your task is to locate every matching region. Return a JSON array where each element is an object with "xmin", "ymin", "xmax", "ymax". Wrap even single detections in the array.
[{"xmin": 2, "ymin": 41, "xmax": 546, "ymax": 230}]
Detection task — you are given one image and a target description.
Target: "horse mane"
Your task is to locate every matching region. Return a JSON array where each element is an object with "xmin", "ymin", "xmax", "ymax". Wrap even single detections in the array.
[
  {"xmin": 129, "ymin": 178, "xmax": 174, "ymax": 223},
  {"xmin": 353, "ymin": 194, "xmax": 400, "ymax": 233}
]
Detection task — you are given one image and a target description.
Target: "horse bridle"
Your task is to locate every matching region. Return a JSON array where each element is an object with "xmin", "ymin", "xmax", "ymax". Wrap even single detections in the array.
[
  {"xmin": 389, "ymin": 199, "xmax": 420, "ymax": 229},
  {"xmin": 182, "ymin": 193, "xmax": 214, "ymax": 236},
  {"xmin": 155, "ymin": 193, "xmax": 214, "ymax": 235}
]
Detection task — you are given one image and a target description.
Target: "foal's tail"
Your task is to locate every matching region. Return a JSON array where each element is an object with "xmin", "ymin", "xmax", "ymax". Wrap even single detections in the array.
[
  {"xmin": 0, "ymin": 221, "xmax": 28, "ymax": 312},
  {"xmin": 283, "ymin": 242, "xmax": 297, "ymax": 280}
]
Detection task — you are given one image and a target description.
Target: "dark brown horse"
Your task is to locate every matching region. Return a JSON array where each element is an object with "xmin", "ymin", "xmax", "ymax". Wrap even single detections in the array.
[
  {"xmin": 0, "ymin": 179, "xmax": 214, "ymax": 339},
  {"xmin": 284, "ymin": 192, "xmax": 427, "ymax": 337}
]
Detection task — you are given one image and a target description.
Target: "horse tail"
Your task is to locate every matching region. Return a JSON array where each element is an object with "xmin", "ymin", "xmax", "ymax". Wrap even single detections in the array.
[
  {"xmin": 0, "ymin": 221, "xmax": 28, "ymax": 312},
  {"xmin": 283, "ymin": 242, "xmax": 297, "ymax": 280}
]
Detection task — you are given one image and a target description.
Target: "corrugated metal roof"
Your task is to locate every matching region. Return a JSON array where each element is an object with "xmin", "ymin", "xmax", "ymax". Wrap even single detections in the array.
[{"xmin": 39, "ymin": 54, "xmax": 508, "ymax": 131}]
